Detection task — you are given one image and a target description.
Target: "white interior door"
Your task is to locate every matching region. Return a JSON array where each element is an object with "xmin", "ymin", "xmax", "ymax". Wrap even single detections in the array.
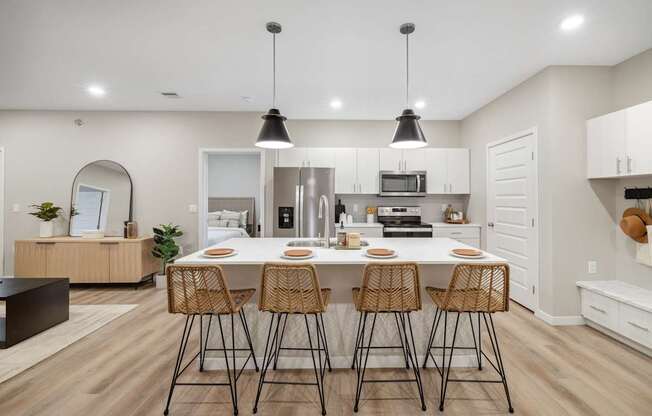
[{"xmin": 487, "ymin": 130, "xmax": 538, "ymax": 310}]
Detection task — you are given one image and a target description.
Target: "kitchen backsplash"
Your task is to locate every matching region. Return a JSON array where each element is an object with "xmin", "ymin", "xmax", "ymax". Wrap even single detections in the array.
[{"xmin": 335, "ymin": 194, "xmax": 469, "ymax": 223}]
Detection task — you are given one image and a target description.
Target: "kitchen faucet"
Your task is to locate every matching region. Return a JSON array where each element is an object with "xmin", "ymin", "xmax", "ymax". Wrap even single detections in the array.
[{"xmin": 318, "ymin": 195, "xmax": 331, "ymax": 248}]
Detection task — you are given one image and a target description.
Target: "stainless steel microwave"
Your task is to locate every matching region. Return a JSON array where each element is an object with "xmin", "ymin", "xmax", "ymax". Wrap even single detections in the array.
[{"xmin": 379, "ymin": 171, "xmax": 427, "ymax": 196}]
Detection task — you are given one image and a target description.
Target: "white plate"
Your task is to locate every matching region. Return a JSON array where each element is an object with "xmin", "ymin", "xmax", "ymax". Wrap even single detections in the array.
[
  {"xmin": 281, "ymin": 252, "xmax": 315, "ymax": 260},
  {"xmin": 449, "ymin": 250, "xmax": 485, "ymax": 260},
  {"xmin": 364, "ymin": 251, "xmax": 398, "ymax": 259},
  {"xmin": 201, "ymin": 250, "xmax": 238, "ymax": 259}
]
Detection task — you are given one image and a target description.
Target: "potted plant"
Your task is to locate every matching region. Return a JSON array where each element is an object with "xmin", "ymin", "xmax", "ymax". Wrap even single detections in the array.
[
  {"xmin": 29, "ymin": 202, "xmax": 64, "ymax": 238},
  {"xmin": 151, "ymin": 224, "xmax": 183, "ymax": 288}
]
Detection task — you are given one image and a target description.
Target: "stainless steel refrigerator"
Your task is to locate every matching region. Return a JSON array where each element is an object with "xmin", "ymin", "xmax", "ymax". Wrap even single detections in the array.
[{"xmin": 273, "ymin": 167, "xmax": 335, "ymax": 238}]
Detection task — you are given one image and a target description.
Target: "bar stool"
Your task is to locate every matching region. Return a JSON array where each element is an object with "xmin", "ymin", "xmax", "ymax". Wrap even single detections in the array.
[
  {"xmin": 253, "ymin": 263, "xmax": 332, "ymax": 415},
  {"xmin": 351, "ymin": 262, "xmax": 427, "ymax": 413},
  {"xmin": 163, "ymin": 264, "xmax": 258, "ymax": 416},
  {"xmin": 422, "ymin": 263, "xmax": 514, "ymax": 413}
]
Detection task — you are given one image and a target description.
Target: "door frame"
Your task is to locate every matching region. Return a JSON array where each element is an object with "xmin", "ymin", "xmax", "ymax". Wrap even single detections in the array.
[
  {"xmin": 198, "ymin": 148, "xmax": 266, "ymax": 249},
  {"xmin": 0, "ymin": 147, "xmax": 4, "ymax": 275},
  {"xmin": 486, "ymin": 127, "xmax": 540, "ymax": 311}
]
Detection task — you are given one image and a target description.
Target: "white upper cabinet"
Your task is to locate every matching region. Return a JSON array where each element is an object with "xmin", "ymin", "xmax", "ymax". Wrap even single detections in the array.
[
  {"xmin": 586, "ymin": 110, "xmax": 626, "ymax": 178},
  {"xmin": 356, "ymin": 148, "xmax": 380, "ymax": 194},
  {"xmin": 379, "ymin": 148, "xmax": 427, "ymax": 171},
  {"xmin": 626, "ymin": 101, "xmax": 652, "ymax": 176},
  {"xmin": 402, "ymin": 149, "xmax": 427, "ymax": 171},
  {"xmin": 425, "ymin": 149, "xmax": 447, "ymax": 194},
  {"xmin": 306, "ymin": 148, "xmax": 336, "ymax": 168},
  {"xmin": 277, "ymin": 148, "xmax": 308, "ymax": 167},
  {"xmin": 447, "ymin": 148, "xmax": 470, "ymax": 194},
  {"xmin": 379, "ymin": 148, "xmax": 403, "ymax": 171},
  {"xmin": 333, "ymin": 148, "xmax": 357, "ymax": 194},
  {"xmin": 586, "ymin": 101, "xmax": 652, "ymax": 179},
  {"xmin": 425, "ymin": 148, "xmax": 470, "ymax": 194}
]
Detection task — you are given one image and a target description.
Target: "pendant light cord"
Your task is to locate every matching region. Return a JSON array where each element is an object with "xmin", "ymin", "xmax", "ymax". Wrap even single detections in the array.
[
  {"xmin": 272, "ymin": 33, "xmax": 277, "ymax": 108},
  {"xmin": 405, "ymin": 32, "xmax": 409, "ymax": 108}
]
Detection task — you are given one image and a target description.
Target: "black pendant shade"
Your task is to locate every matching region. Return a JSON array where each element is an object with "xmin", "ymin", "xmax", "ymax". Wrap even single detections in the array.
[
  {"xmin": 256, "ymin": 108, "xmax": 293, "ymax": 149},
  {"xmin": 390, "ymin": 109, "xmax": 427, "ymax": 148}
]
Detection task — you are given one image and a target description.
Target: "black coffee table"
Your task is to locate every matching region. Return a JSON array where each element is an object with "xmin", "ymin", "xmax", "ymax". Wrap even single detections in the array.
[{"xmin": 0, "ymin": 278, "xmax": 69, "ymax": 349}]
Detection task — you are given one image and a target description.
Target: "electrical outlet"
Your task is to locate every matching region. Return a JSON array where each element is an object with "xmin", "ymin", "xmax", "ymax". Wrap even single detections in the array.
[
  {"xmin": 587, "ymin": 261, "xmax": 597, "ymax": 274},
  {"xmin": 188, "ymin": 204, "xmax": 198, "ymax": 213}
]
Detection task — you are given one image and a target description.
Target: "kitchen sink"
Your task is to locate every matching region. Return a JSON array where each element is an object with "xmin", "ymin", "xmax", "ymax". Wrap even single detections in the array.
[{"xmin": 286, "ymin": 239, "xmax": 369, "ymax": 248}]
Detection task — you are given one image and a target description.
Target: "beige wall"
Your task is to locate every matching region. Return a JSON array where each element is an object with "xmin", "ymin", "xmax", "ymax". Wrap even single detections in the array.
[
  {"xmin": 461, "ymin": 48, "xmax": 652, "ymax": 317},
  {"xmin": 0, "ymin": 111, "xmax": 459, "ymax": 274}
]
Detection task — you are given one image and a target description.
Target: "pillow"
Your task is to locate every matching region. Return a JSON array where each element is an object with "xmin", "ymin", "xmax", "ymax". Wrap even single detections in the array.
[
  {"xmin": 207, "ymin": 210, "xmax": 223, "ymax": 221},
  {"xmin": 222, "ymin": 209, "xmax": 248, "ymax": 227},
  {"xmin": 208, "ymin": 218, "xmax": 240, "ymax": 228}
]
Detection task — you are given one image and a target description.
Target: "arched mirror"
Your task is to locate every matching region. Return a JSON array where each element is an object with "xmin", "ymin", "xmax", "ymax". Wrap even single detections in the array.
[{"xmin": 69, "ymin": 160, "xmax": 133, "ymax": 236}]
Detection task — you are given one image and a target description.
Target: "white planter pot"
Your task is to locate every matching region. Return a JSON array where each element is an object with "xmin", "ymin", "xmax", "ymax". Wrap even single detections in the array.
[
  {"xmin": 39, "ymin": 221, "xmax": 55, "ymax": 238},
  {"xmin": 155, "ymin": 274, "xmax": 167, "ymax": 289}
]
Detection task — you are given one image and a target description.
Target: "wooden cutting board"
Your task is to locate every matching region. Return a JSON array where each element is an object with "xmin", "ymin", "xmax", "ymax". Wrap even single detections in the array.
[
  {"xmin": 367, "ymin": 248, "xmax": 395, "ymax": 257},
  {"xmin": 284, "ymin": 249, "xmax": 312, "ymax": 257},
  {"xmin": 452, "ymin": 248, "xmax": 482, "ymax": 257},
  {"xmin": 204, "ymin": 248, "xmax": 234, "ymax": 256}
]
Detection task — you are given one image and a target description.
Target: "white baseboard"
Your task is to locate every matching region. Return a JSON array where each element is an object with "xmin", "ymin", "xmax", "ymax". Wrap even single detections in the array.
[
  {"xmin": 535, "ymin": 310, "xmax": 585, "ymax": 326},
  {"xmin": 203, "ymin": 353, "xmax": 478, "ymax": 371}
]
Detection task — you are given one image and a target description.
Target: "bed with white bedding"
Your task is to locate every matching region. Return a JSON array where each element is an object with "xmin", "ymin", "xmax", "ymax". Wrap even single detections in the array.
[
  {"xmin": 205, "ymin": 197, "xmax": 257, "ymax": 247},
  {"xmin": 207, "ymin": 226, "xmax": 250, "ymax": 246}
]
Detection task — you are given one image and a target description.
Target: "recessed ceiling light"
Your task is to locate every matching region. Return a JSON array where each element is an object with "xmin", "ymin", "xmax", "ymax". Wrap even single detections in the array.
[
  {"xmin": 330, "ymin": 98, "xmax": 342, "ymax": 109},
  {"xmin": 414, "ymin": 100, "xmax": 426, "ymax": 109},
  {"xmin": 87, "ymin": 85, "xmax": 106, "ymax": 97},
  {"xmin": 560, "ymin": 14, "xmax": 584, "ymax": 32}
]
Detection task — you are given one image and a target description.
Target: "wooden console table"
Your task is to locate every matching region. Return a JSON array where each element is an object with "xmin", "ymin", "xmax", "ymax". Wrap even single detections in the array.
[{"xmin": 14, "ymin": 237, "xmax": 160, "ymax": 284}]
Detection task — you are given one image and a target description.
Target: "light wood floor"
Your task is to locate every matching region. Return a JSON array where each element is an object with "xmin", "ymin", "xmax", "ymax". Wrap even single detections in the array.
[{"xmin": 0, "ymin": 286, "xmax": 650, "ymax": 416}]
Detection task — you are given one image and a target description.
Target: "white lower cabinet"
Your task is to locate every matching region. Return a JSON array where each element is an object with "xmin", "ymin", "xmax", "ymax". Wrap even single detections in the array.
[
  {"xmin": 577, "ymin": 281, "xmax": 652, "ymax": 355},
  {"xmin": 432, "ymin": 224, "xmax": 480, "ymax": 248}
]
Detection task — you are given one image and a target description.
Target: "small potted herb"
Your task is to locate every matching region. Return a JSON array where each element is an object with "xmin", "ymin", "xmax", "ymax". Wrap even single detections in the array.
[
  {"xmin": 29, "ymin": 202, "xmax": 64, "ymax": 237},
  {"xmin": 151, "ymin": 224, "xmax": 183, "ymax": 288}
]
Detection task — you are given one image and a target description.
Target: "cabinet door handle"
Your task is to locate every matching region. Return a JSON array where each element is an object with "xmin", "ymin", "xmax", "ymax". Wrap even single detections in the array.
[
  {"xmin": 100, "ymin": 242, "xmax": 120, "ymax": 245},
  {"xmin": 627, "ymin": 321, "xmax": 649, "ymax": 332},
  {"xmin": 616, "ymin": 157, "xmax": 621, "ymax": 174},
  {"xmin": 589, "ymin": 305, "xmax": 606, "ymax": 314},
  {"xmin": 627, "ymin": 156, "xmax": 632, "ymax": 173},
  {"xmin": 450, "ymin": 183, "xmax": 453, "ymax": 193},
  {"xmin": 450, "ymin": 232, "xmax": 462, "ymax": 235},
  {"xmin": 36, "ymin": 241, "xmax": 56, "ymax": 245}
]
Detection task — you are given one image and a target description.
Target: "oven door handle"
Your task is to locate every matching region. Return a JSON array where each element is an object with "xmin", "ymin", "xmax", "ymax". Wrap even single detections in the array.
[{"xmin": 416, "ymin": 174, "xmax": 421, "ymax": 192}]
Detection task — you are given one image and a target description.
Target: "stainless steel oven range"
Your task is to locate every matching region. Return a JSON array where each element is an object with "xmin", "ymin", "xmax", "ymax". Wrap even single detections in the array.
[{"xmin": 377, "ymin": 206, "xmax": 433, "ymax": 238}]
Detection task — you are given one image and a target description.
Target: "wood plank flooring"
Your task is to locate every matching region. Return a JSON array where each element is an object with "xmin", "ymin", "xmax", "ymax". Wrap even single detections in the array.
[{"xmin": 0, "ymin": 286, "xmax": 650, "ymax": 416}]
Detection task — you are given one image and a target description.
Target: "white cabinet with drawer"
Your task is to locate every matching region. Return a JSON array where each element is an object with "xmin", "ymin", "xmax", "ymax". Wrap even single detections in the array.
[
  {"xmin": 577, "ymin": 280, "xmax": 652, "ymax": 355},
  {"xmin": 432, "ymin": 223, "xmax": 481, "ymax": 248}
]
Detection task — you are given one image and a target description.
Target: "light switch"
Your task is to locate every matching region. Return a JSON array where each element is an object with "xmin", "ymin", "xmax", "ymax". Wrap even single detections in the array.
[
  {"xmin": 188, "ymin": 204, "xmax": 198, "ymax": 213},
  {"xmin": 587, "ymin": 261, "xmax": 597, "ymax": 274},
  {"xmin": 12, "ymin": 203, "xmax": 20, "ymax": 213}
]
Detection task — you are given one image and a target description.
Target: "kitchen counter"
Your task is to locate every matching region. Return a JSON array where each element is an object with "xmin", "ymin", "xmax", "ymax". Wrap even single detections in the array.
[
  {"xmin": 176, "ymin": 238, "xmax": 505, "ymax": 371},
  {"xmin": 333, "ymin": 222, "xmax": 383, "ymax": 228},
  {"xmin": 176, "ymin": 237, "xmax": 503, "ymax": 265}
]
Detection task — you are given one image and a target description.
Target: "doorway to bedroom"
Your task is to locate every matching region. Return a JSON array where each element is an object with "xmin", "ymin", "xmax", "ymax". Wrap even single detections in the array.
[{"xmin": 199, "ymin": 149, "xmax": 266, "ymax": 249}]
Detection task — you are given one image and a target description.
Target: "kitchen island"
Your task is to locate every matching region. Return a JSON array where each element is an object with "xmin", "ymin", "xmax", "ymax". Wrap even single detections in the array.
[{"xmin": 175, "ymin": 237, "xmax": 507, "ymax": 369}]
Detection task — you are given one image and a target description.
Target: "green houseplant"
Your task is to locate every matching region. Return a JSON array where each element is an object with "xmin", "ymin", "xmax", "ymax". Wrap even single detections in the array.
[
  {"xmin": 152, "ymin": 224, "xmax": 183, "ymax": 288},
  {"xmin": 29, "ymin": 202, "xmax": 64, "ymax": 237}
]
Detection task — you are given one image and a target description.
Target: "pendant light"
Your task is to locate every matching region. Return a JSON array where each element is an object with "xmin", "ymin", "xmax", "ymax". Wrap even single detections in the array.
[
  {"xmin": 255, "ymin": 22, "xmax": 293, "ymax": 149},
  {"xmin": 390, "ymin": 23, "xmax": 427, "ymax": 149}
]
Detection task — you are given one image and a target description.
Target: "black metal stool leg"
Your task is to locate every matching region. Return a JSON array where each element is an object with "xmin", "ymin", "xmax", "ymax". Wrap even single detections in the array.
[
  {"xmin": 273, "ymin": 313, "xmax": 288, "ymax": 370},
  {"xmin": 394, "ymin": 312, "xmax": 410, "ymax": 369},
  {"xmin": 354, "ymin": 312, "xmax": 377, "ymax": 413},
  {"xmin": 405, "ymin": 312, "xmax": 427, "ymax": 411},
  {"xmin": 422, "ymin": 307, "xmax": 439, "ymax": 368},
  {"xmin": 439, "ymin": 312, "xmax": 460, "ymax": 412},
  {"xmin": 253, "ymin": 312, "xmax": 280, "ymax": 414},
  {"xmin": 351, "ymin": 312, "xmax": 363, "ymax": 369},
  {"xmin": 318, "ymin": 313, "xmax": 333, "ymax": 372},
  {"xmin": 354, "ymin": 312, "xmax": 368, "ymax": 381},
  {"xmin": 200, "ymin": 314, "xmax": 213, "ymax": 372},
  {"xmin": 307, "ymin": 314, "xmax": 327, "ymax": 415},
  {"xmin": 468, "ymin": 312, "xmax": 481, "ymax": 370},
  {"xmin": 238, "ymin": 309, "xmax": 258, "ymax": 371},
  {"xmin": 217, "ymin": 314, "xmax": 238, "ymax": 415},
  {"xmin": 484, "ymin": 313, "xmax": 514, "ymax": 413},
  {"xmin": 164, "ymin": 315, "xmax": 195, "ymax": 415},
  {"xmin": 438, "ymin": 311, "xmax": 448, "ymax": 409}
]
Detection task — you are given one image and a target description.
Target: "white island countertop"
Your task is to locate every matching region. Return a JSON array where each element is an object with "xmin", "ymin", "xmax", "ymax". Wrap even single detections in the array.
[{"xmin": 176, "ymin": 237, "xmax": 506, "ymax": 265}]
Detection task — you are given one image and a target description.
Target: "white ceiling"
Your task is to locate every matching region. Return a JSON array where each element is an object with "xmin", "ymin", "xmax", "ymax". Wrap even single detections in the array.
[{"xmin": 1, "ymin": 0, "xmax": 651, "ymax": 120}]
